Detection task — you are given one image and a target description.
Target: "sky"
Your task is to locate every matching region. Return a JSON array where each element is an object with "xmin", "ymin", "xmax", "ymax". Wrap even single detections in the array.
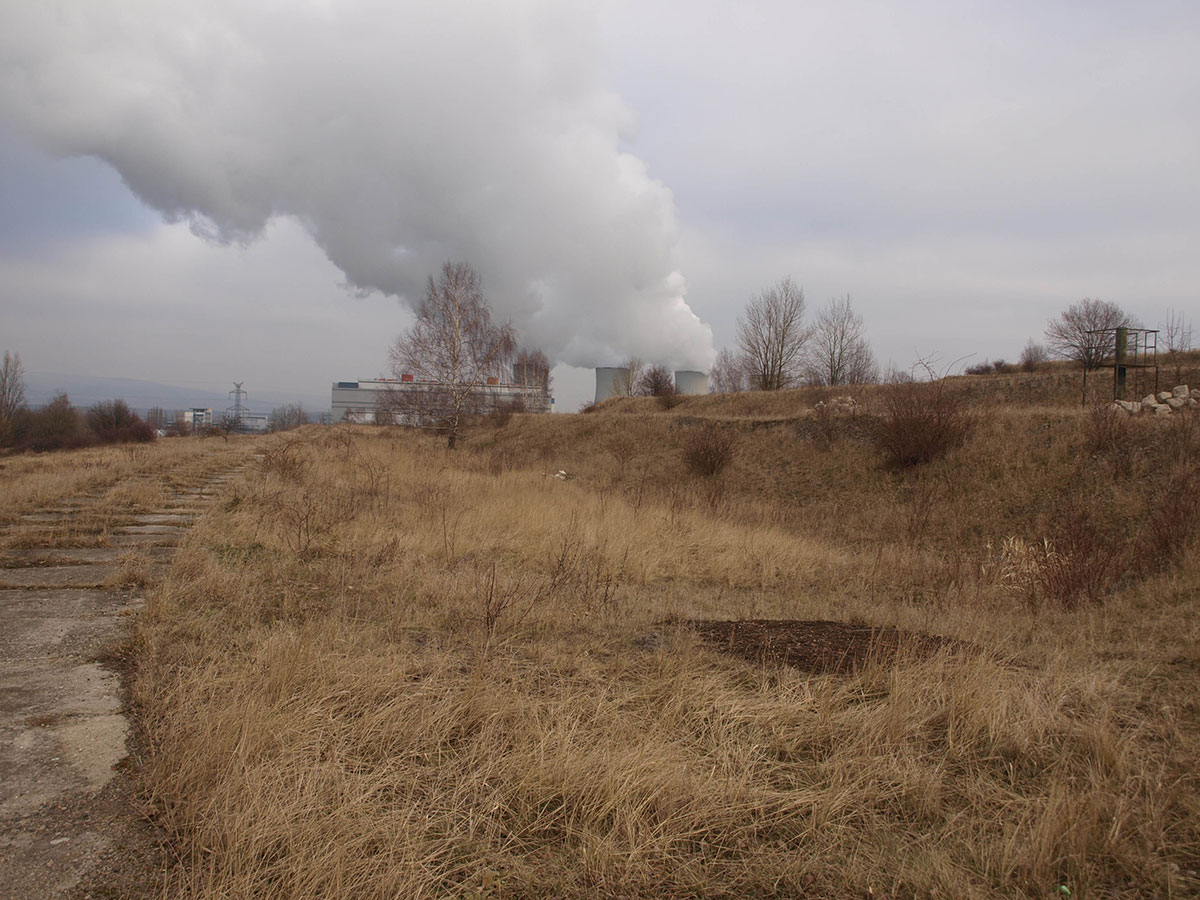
[{"xmin": 1, "ymin": 0, "xmax": 1197, "ymax": 414}]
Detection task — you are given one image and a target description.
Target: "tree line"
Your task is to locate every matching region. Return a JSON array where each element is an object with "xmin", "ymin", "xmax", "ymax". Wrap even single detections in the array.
[
  {"xmin": 710, "ymin": 277, "xmax": 879, "ymax": 393},
  {"xmin": 0, "ymin": 353, "xmax": 156, "ymax": 452},
  {"xmin": 707, "ymin": 281, "xmax": 1194, "ymax": 394}
]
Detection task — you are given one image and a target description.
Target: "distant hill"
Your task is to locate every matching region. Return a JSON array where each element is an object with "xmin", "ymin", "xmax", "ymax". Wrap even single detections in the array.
[{"xmin": 23, "ymin": 372, "xmax": 329, "ymax": 417}]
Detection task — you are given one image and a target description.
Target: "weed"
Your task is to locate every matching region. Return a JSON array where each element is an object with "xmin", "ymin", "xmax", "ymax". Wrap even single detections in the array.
[
  {"xmin": 680, "ymin": 422, "xmax": 739, "ymax": 477},
  {"xmin": 873, "ymin": 376, "xmax": 977, "ymax": 467}
]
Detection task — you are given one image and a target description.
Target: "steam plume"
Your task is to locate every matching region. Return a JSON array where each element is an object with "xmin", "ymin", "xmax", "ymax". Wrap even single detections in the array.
[{"xmin": 0, "ymin": 0, "xmax": 714, "ymax": 369}]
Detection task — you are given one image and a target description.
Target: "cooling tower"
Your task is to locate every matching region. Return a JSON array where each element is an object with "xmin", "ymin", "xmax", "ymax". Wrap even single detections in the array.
[
  {"xmin": 674, "ymin": 370, "xmax": 709, "ymax": 395},
  {"xmin": 594, "ymin": 367, "xmax": 630, "ymax": 403}
]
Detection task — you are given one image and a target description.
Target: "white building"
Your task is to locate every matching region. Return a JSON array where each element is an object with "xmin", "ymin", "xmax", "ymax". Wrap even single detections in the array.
[
  {"xmin": 331, "ymin": 374, "xmax": 552, "ymax": 424},
  {"xmin": 182, "ymin": 408, "xmax": 213, "ymax": 427}
]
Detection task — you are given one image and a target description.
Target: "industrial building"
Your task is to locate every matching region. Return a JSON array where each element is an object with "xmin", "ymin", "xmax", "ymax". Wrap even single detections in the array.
[
  {"xmin": 331, "ymin": 372, "xmax": 552, "ymax": 424},
  {"xmin": 593, "ymin": 368, "xmax": 710, "ymax": 403}
]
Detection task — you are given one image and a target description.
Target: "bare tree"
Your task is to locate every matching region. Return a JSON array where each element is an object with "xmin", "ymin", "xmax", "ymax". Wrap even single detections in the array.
[
  {"xmin": 512, "ymin": 348, "xmax": 552, "ymax": 393},
  {"xmin": 145, "ymin": 406, "xmax": 169, "ymax": 430},
  {"xmin": 389, "ymin": 262, "xmax": 515, "ymax": 448},
  {"xmin": 803, "ymin": 295, "xmax": 878, "ymax": 386},
  {"xmin": 270, "ymin": 403, "xmax": 310, "ymax": 432},
  {"xmin": 1045, "ymin": 298, "xmax": 1136, "ymax": 369},
  {"xmin": 0, "ymin": 350, "xmax": 26, "ymax": 447},
  {"xmin": 1161, "ymin": 309, "xmax": 1194, "ymax": 384},
  {"xmin": 635, "ymin": 364, "xmax": 675, "ymax": 397},
  {"xmin": 737, "ymin": 277, "xmax": 808, "ymax": 390},
  {"xmin": 708, "ymin": 347, "xmax": 749, "ymax": 393},
  {"xmin": 1018, "ymin": 338, "xmax": 1049, "ymax": 372},
  {"xmin": 607, "ymin": 357, "xmax": 644, "ymax": 397}
]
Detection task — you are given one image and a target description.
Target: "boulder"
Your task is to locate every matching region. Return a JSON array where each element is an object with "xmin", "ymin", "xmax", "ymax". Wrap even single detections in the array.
[
  {"xmin": 1157, "ymin": 391, "xmax": 1174, "ymax": 402},
  {"xmin": 1115, "ymin": 399, "xmax": 1141, "ymax": 414},
  {"xmin": 1172, "ymin": 384, "xmax": 1190, "ymax": 399},
  {"xmin": 1189, "ymin": 398, "xmax": 1199, "ymax": 408},
  {"xmin": 1154, "ymin": 404, "xmax": 1172, "ymax": 416},
  {"xmin": 1167, "ymin": 397, "xmax": 1186, "ymax": 410},
  {"xmin": 1144, "ymin": 394, "xmax": 1159, "ymax": 407},
  {"xmin": 1191, "ymin": 388, "xmax": 1200, "ymax": 401}
]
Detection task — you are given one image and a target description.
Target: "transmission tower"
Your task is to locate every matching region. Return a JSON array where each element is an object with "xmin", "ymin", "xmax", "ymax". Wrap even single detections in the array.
[{"xmin": 225, "ymin": 382, "xmax": 248, "ymax": 430}]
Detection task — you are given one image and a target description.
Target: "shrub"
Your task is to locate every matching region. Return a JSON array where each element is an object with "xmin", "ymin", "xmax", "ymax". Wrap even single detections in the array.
[
  {"xmin": 1038, "ymin": 497, "xmax": 1124, "ymax": 608},
  {"xmin": 680, "ymin": 422, "xmax": 739, "ymax": 477},
  {"xmin": 19, "ymin": 393, "xmax": 89, "ymax": 452},
  {"xmin": 1082, "ymin": 401, "xmax": 1137, "ymax": 478},
  {"xmin": 873, "ymin": 377, "xmax": 976, "ymax": 467},
  {"xmin": 1019, "ymin": 339, "xmax": 1049, "ymax": 372},
  {"xmin": 656, "ymin": 389, "xmax": 683, "ymax": 410},
  {"xmin": 1137, "ymin": 463, "xmax": 1200, "ymax": 573},
  {"xmin": 635, "ymin": 364, "xmax": 675, "ymax": 397},
  {"xmin": 86, "ymin": 399, "xmax": 154, "ymax": 444}
]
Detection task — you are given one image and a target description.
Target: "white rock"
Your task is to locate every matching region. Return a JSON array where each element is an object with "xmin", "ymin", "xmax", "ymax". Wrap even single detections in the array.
[
  {"xmin": 1154, "ymin": 404, "xmax": 1173, "ymax": 416},
  {"xmin": 1191, "ymin": 388, "xmax": 1200, "ymax": 401},
  {"xmin": 1143, "ymin": 394, "xmax": 1159, "ymax": 407},
  {"xmin": 1189, "ymin": 398, "xmax": 1199, "ymax": 408},
  {"xmin": 1173, "ymin": 384, "xmax": 1190, "ymax": 398},
  {"xmin": 1167, "ymin": 397, "xmax": 1186, "ymax": 410},
  {"xmin": 1157, "ymin": 391, "xmax": 1174, "ymax": 402},
  {"xmin": 1115, "ymin": 399, "xmax": 1141, "ymax": 414}
]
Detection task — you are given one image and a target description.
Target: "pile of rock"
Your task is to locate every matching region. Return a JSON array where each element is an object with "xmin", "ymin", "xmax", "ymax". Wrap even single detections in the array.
[
  {"xmin": 814, "ymin": 395, "xmax": 858, "ymax": 415},
  {"xmin": 1112, "ymin": 385, "xmax": 1199, "ymax": 416}
]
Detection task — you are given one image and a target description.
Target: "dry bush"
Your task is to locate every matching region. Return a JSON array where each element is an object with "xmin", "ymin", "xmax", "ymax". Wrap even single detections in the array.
[
  {"xmin": 656, "ymin": 388, "xmax": 684, "ymax": 410},
  {"xmin": 1137, "ymin": 463, "xmax": 1200, "ymax": 572},
  {"xmin": 257, "ymin": 436, "xmax": 311, "ymax": 482},
  {"xmin": 680, "ymin": 422, "xmax": 739, "ymax": 477},
  {"xmin": 873, "ymin": 377, "xmax": 976, "ymax": 468},
  {"xmin": 1037, "ymin": 497, "xmax": 1125, "ymax": 608}
]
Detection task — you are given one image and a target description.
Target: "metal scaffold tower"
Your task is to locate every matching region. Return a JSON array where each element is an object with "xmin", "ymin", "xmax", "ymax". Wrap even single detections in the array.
[{"xmin": 225, "ymin": 382, "xmax": 248, "ymax": 430}]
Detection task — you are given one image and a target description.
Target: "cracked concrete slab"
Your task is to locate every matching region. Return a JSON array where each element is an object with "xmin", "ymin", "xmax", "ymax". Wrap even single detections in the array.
[
  {"xmin": 0, "ymin": 456, "xmax": 249, "ymax": 899},
  {"xmin": 0, "ymin": 565, "xmax": 113, "ymax": 589},
  {"xmin": 0, "ymin": 547, "xmax": 171, "ymax": 566},
  {"xmin": 114, "ymin": 525, "xmax": 186, "ymax": 536}
]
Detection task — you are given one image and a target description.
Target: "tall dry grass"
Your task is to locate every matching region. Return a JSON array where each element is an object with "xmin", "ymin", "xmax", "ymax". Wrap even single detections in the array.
[{"xmin": 134, "ymin": 418, "xmax": 1200, "ymax": 899}]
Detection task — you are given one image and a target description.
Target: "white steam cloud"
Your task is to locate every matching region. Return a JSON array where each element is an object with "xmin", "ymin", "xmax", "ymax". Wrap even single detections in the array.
[{"xmin": 0, "ymin": 0, "xmax": 714, "ymax": 370}]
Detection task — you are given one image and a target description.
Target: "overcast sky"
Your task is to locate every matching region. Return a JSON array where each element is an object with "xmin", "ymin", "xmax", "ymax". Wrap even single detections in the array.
[{"xmin": 1, "ymin": 0, "xmax": 1197, "ymax": 413}]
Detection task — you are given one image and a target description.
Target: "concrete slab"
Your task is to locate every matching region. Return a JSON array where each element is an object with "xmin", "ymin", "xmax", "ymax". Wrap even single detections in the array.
[
  {"xmin": 0, "ymin": 589, "xmax": 129, "ymax": 621},
  {"xmin": 0, "ymin": 613, "xmax": 129, "ymax": 661},
  {"xmin": 0, "ymin": 662, "xmax": 123, "ymax": 722},
  {"xmin": 129, "ymin": 513, "xmax": 194, "ymax": 525},
  {"xmin": 0, "ymin": 713, "xmax": 128, "ymax": 818},
  {"xmin": 114, "ymin": 525, "xmax": 185, "ymax": 536},
  {"xmin": 0, "ymin": 566, "xmax": 112, "ymax": 590},
  {"xmin": 105, "ymin": 533, "xmax": 178, "ymax": 548},
  {"xmin": 0, "ymin": 547, "xmax": 171, "ymax": 566}
]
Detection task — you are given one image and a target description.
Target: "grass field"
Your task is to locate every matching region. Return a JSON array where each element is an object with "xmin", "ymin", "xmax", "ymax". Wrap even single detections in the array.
[{"xmin": 8, "ymin": 369, "xmax": 1196, "ymax": 898}]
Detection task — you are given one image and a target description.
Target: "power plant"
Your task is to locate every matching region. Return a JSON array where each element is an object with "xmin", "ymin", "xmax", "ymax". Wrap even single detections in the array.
[
  {"xmin": 331, "ymin": 367, "xmax": 552, "ymax": 424},
  {"xmin": 594, "ymin": 367, "xmax": 710, "ymax": 403}
]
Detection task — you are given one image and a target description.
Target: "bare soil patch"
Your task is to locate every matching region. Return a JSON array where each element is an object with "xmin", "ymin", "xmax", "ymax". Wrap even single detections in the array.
[{"xmin": 684, "ymin": 618, "xmax": 966, "ymax": 674}]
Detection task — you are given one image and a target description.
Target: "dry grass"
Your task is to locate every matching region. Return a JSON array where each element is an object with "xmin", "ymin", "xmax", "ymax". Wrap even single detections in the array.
[
  {"xmin": 0, "ymin": 436, "xmax": 251, "ymax": 535},
  {"xmin": 130, "ymin": 411, "xmax": 1200, "ymax": 899}
]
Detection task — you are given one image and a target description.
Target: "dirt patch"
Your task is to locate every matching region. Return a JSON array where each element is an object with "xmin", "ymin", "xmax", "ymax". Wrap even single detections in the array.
[{"xmin": 683, "ymin": 618, "xmax": 966, "ymax": 675}]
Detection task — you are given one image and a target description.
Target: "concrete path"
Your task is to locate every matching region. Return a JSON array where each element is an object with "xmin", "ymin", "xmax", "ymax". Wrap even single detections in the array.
[{"xmin": 0, "ymin": 462, "xmax": 248, "ymax": 899}]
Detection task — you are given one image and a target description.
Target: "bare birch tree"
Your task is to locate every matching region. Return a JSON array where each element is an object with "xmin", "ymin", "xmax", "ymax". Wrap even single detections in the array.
[
  {"xmin": 708, "ymin": 347, "xmax": 749, "ymax": 393},
  {"xmin": 0, "ymin": 351, "xmax": 26, "ymax": 447},
  {"xmin": 1161, "ymin": 309, "xmax": 1194, "ymax": 384},
  {"xmin": 1045, "ymin": 298, "xmax": 1136, "ymax": 369},
  {"xmin": 389, "ymin": 262, "xmax": 515, "ymax": 448},
  {"xmin": 737, "ymin": 277, "xmax": 808, "ymax": 390},
  {"xmin": 610, "ymin": 358, "xmax": 644, "ymax": 397},
  {"xmin": 804, "ymin": 295, "xmax": 878, "ymax": 386}
]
